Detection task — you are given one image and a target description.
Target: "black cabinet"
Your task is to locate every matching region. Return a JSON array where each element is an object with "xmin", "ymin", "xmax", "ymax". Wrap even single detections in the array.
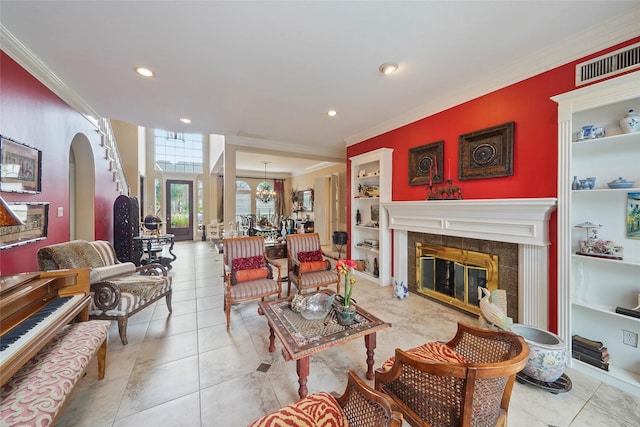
[{"xmin": 113, "ymin": 195, "xmax": 142, "ymax": 264}]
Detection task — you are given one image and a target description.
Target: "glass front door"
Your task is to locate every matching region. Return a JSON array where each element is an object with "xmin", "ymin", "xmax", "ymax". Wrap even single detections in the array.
[{"xmin": 166, "ymin": 179, "xmax": 193, "ymax": 241}]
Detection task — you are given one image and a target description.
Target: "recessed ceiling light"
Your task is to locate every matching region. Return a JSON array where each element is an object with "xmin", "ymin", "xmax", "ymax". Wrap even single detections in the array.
[
  {"xmin": 378, "ymin": 63, "xmax": 398, "ymax": 75},
  {"xmin": 135, "ymin": 67, "xmax": 155, "ymax": 77},
  {"xmin": 179, "ymin": 117, "xmax": 191, "ymax": 124},
  {"xmin": 327, "ymin": 110, "xmax": 337, "ymax": 117}
]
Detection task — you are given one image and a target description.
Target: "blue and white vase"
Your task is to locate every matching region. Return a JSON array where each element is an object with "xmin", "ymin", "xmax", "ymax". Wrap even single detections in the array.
[
  {"xmin": 620, "ymin": 109, "xmax": 640, "ymax": 134},
  {"xmin": 511, "ymin": 324, "xmax": 568, "ymax": 383}
]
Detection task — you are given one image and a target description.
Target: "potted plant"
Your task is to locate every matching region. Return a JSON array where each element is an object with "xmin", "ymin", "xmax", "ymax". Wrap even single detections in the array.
[{"xmin": 336, "ymin": 259, "xmax": 357, "ymax": 325}]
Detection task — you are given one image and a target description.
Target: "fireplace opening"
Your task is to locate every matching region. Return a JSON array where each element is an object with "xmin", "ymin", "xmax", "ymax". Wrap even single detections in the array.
[{"xmin": 416, "ymin": 243, "xmax": 498, "ymax": 316}]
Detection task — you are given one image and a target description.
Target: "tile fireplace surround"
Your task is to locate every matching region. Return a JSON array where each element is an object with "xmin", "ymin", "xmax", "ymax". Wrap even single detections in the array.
[{"xmin": 383, "ymin": 198, "xmax": 557, "ymax": 330}]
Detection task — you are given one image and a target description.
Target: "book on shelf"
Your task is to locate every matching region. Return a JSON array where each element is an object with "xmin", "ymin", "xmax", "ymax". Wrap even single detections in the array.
[
  {"xmin": 573, "ymin": 346, "xmax": 610, "ymax": 363},
  {"xmin": 572, "ymin": 334, "xmax": 605, "ymax": 351},
  {"xmin": 615, "ymin": 306, "xmax": 640, "ymax": 319},
  {"xmin": 572, "ymin": 341, "xmax": 609, "ymax": 360},
  {"xmin": 572, "ymin": 351, "xmax": 610, "ymax": 371}
]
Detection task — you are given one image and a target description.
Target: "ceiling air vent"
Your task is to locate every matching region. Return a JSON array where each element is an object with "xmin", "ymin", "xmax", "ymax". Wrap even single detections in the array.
[{"xmin": 576, "ymin": 42, "xmax": 640, "ymax": 86}]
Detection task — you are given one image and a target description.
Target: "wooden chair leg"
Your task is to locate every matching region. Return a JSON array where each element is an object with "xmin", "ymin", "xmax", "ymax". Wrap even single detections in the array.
[
  {"xmin": 117, "ymin": 317, "xmax": 128, "ymax": 345},
  {"xmin": 165, "ymin": 289, "xmax": 173, "ymax": 312},
  {"xmin": 97, "ymin": 338, "xmax": 107, "ymax": 380}
]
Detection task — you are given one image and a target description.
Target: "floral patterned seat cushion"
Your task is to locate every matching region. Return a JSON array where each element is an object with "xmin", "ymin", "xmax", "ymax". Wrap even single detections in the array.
[
  {"xmin": 1, "ymin": 320, "xmax": 111, "ymax": 427},
  {"xmin": 380, "ymin": 341, "xmax": 470, "ymax": 372},
  {"xmin": 248, "ymin": 392, "xmax": 348, "ymax": 427}
]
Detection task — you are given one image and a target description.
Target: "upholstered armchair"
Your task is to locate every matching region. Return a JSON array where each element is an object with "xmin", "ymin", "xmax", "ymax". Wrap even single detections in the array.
[
  {"xmin": 222, "ymin": 236, "xmax": 281, "ymax": 329},
  {"xmin": 285, "ymin": 232, "xmax": 340, "ymax": 296},
  {"xmin": 375, "ymin": 322, "xmax": 529, "ymax": 427},
  {"xmin": 249, "ymin": 370, "xmax": 403, "ymax": 427}
]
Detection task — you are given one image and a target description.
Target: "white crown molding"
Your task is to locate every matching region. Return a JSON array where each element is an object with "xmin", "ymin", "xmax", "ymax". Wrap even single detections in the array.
[
  {"xmin": 1, "ymin": 23, "xmax": 101, "ymax": 127},
  {"xmin": 345, "ymin": 8, "xmax": 640, "ymax": 146},
  {"xmin": 225, "ymin": 134, "xmax": 345, "ymax": 163}
]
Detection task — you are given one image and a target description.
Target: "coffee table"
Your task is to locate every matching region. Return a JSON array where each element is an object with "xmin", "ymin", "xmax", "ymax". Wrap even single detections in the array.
[{"xmin": 257, "ymin": 291, "xmax": 390, "ymax": 400}]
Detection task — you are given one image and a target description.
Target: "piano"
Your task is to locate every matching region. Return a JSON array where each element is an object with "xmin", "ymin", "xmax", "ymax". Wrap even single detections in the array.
[{"xmin": 0, "ymin": 268, "xmax": 91, "ymax": 386}]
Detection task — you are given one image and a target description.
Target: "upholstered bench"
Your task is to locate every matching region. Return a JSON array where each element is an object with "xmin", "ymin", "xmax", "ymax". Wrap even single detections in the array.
[
  {"xmin": 1, "ymin": 320, "xmax": 110, "ymax": 426},
  {"xmin": 37, "ymin": 240, "xmax": 172, "ymax": 345}
]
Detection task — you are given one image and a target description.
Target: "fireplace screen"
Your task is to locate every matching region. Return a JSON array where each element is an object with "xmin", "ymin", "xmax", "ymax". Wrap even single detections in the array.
[{"xmin": 416, "ymin": 243, "xmax": 498, "ymax": 315}]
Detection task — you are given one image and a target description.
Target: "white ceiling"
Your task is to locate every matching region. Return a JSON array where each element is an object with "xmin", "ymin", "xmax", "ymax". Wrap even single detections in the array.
[{"xmin": 1, "ymin": 1, "xmax": 639, "ymax": 175}]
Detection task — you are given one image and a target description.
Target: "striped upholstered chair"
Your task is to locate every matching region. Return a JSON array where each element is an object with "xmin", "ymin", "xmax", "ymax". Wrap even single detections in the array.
[
  {"xmin": 37, "ymin": 239, "xmax": 172, "ymax": 345},
  {"xmin": 222, "ymin": 236, "xmax": 281, "ymax": 329},
  {"xmin": 285, "ymin": 232, "xmax": 339, "ymax": 296}
]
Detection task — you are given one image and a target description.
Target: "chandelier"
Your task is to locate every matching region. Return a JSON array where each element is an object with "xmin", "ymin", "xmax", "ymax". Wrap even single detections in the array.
[{"xmin": 256, "ymin": 161, "xmax": 276, "ymax": 203}]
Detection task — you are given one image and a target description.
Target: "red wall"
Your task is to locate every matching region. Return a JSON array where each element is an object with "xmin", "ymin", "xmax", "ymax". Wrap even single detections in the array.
[
  {"xmin": 0, "ymin": 52, "xmax": 120, "ymax": 274},
  {"xmin": 347, "ymin": 37, "xmax": 640, "ymax": 332}
]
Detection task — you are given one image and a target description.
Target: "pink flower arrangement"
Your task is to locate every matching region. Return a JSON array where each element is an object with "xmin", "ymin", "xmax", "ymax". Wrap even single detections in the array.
[{"xmin": 336, "ymin": 259, "xmax": 357, "ymax": 306}]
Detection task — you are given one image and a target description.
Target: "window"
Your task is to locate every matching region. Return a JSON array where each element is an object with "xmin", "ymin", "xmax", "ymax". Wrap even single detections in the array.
[
  {"xmin": 154, "ymin": 130, "xmax": 203, "ymax": 173},
  {"xmin": 197, "ymin": 179, "xmax": 203, "ymax": 225},
  {"xmin": 236, "ymin": 180, "xmax": 251, "ymax": 223},
  {"xmin": 154, "ymin": 178, "xmax": 161, "ymax": 215}
]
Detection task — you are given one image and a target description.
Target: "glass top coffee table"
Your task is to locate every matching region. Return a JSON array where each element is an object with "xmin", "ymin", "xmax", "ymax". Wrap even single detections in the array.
[{"xmin": 257, "ymin": 291, "xmax": 390, "ymax": 400}]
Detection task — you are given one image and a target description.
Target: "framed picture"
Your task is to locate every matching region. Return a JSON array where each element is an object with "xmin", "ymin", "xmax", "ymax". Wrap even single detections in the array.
[
  {"xmin": 458, "ymin": 122, "xmax": 514, "ymax": 180},
  {"xmin": 371, "ymin": 204, "xmax": 380, "ymax": 222},
  {"xmin": 0, "ymin": 202, "xmax": 49, "ymax": 250},
  {"xmin": 1, "ymin": 135, "xmax": 42, "ymax": 193},
  {"xmin": 627, "ymin": 192, "xmax": 640, "ymax": 240},
  {"xmin": 361, "ymin": 183, "xmax": 379, "ymax": 198},
  {"xmin": 408, "ymin": 141, "xmax": 444, "ymax": 186}
]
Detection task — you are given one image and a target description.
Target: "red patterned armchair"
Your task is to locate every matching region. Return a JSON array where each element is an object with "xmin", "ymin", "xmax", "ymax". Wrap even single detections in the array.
[
  {"xmin": 285, "ymin": 232, "xmax": 339, "ymax": 296},
  {"xmin": 223, "ymin": 236, "xmax": 281, "ymax": 329},
  {"xmin": 249, "ymin": 370, "xmax": 402, "ymax": 427}
]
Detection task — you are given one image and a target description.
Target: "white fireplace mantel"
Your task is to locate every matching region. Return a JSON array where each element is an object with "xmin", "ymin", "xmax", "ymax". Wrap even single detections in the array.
[{"xmin": 383, "ymin": 198, "xmax": 557, "ymax": 330}]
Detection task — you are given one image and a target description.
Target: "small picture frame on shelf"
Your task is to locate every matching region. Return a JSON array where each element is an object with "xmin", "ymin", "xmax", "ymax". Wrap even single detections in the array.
[
  {"xmin": 361, "ymin": 183, "xmax": 379, "ymax": 197},
  {"xmin": 458, "ymin": 122, "xmax": 514, "ymax": 180},
  {"xmin": 371, "ymin": 204, "xmax": 379, "ymax": 222},
  {"xmin": 627, "ymin": 192, "xmax": 640, "ymax": 240},
  {"xmin": 408, "ymin": 141, "xmax": 444, "ymax": 186}
]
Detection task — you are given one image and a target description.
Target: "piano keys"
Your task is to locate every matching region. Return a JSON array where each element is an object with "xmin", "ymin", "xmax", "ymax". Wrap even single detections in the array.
[{"xmin": 0, "ymin": 268, "xmax": 91, "ymax": 386}]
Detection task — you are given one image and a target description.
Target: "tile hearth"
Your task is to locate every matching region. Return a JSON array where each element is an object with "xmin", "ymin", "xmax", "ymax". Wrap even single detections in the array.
[{"xmin": 56, "ymin": 241, "xmax": 640, "ymax": 426}]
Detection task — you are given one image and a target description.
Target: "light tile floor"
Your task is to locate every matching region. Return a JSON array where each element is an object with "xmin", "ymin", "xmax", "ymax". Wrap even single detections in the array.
[{"xmin": 57, "ymin": 241, "xmax": 640, "ymax": 426}]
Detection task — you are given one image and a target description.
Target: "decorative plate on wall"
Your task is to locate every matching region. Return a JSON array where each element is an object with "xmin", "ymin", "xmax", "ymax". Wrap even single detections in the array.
[
  {"xmin": 458, "ymin": 122, "xmax": 514, "ymax": 180},
  {"xmin": 408, "ymin": 140, "xmax": 444, "ymax": 186}
]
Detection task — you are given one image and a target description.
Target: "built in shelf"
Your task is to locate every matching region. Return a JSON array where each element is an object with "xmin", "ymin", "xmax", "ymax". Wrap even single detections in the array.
[
  {"xmin": 572, "ymin": 187, "xmax": 640, "ymax": 193},
  {"xmin": 353, "ymin": 269, "xmax": 379, "ymax": 281},
  {"xmin": 572, "ymin": 132, "xmax": 638, "ymax": 146},
  {"xmin": 572, "ymin": 301, "xmax": 640, "ymax": 323},
  {"xmin": 571, "ymin": 253, "xmax": 640, "ymax": 267},
  {"xmin": 355, "ymin": 245, "xmax": 379, "ymax": 254},
  {"xmin": 355, "ymin": 225, "xmax": 379, "ymax": 230}
]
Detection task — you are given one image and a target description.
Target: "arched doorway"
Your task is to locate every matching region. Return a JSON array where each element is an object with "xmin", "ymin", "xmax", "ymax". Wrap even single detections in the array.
[{"xmin": 69, "ymin": 133, "xmax": 95, "ymax": 240}]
